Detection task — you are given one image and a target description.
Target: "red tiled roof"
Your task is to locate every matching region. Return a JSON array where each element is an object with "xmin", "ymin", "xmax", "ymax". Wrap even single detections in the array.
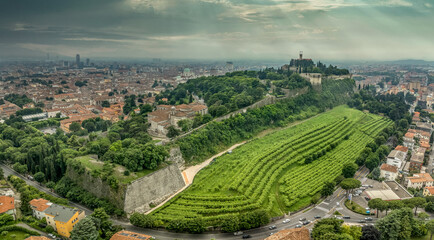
[
  {"xmin": 25, "ymin": 237, "xmax": 51, "ymax": 240},
  {"xmin": 395, "ymin": 145, "xmax": 408, "ymax": 152},
  {"xmin": 29, "ymin": 198, "xmax": 51, "ymax": 212},
  {"xmin": 0, "ymin": 196, "xmax": 15, "ymax": 214},
  {"xmin": 405, "ymin": 132, "xmax": 415, "ymax": 138},
  {"xmin": 264, "ymin": 227, "xmax": 310, "ymax": 240},
  {"xmin": 110, "ymin": 230, "xmax": 152, "ymax": 240},
  {"xmin": 425, "ymin": 186, "xmax": 434, "ymax": 195},
  {"xmin": 380, "ymin": 163, "xmax": 398, "ymax": 173}
]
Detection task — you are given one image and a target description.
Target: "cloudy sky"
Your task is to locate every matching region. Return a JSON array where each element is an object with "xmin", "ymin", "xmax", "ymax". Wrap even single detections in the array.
[{"xmin": 0, "ymin": 0, "xmax": 433, "ymax": 61}]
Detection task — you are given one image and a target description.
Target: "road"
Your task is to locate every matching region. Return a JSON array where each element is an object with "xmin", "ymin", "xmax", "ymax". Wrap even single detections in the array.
[{"xmin": 1, "ymin": 163, "xmax": 374, "ymax": 240}]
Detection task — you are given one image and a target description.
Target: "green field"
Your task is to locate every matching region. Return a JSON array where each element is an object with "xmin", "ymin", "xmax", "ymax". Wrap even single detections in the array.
[
  {"xmin": 152, "ymin": 106, "xmax": 392, "ymax": 225},
  {"xmin": 1, "ymin": 231, "xmax": 31, "ymax": 240}
]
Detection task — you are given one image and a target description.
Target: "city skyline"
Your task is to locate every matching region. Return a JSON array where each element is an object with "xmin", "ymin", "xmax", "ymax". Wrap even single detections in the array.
[{"xmin": 1, "ymin": 0, "xmax": 433, "ymax": 61}]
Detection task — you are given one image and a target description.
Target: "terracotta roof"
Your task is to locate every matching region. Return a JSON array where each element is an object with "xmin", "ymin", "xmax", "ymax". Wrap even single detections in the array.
[
  {"xmin": 25, "ymin": 237, "xmax": 51, "ymax": 240},
  {"xmin": 380, "ymin": 163, "xmax": 398, "ymax": 173},
  {"xmin": 408, "ymin": 173, "xmax": 434, "ymax": 183},
  {"xmin": 405, "ymin": 132, "xmax": 415, "ymax": 138},
  {"xmin": 395, "ymin": 145, "xmax": 408, "ymax": 152},
  {"xmin": 425, "ymin": 186, "xmax": 434, "ymax": 195},
  {"xmin": 0, "ymin": 196, "xmax": 15, "ymax": 214},
  {"xmin": 264, "ymin": 227, "xmax": 310, "ymax": 240},
  {"xmin": 110, "ymin": 230, "xmax": 152, "ymax": 240},
  {"xmin": 29, "ymin": 198, "xmax": 51, "ymax": 212}
]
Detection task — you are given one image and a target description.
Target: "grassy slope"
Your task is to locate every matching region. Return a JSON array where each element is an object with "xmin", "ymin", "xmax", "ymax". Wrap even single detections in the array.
[
  {"xmin": 75, "ymin": 155, "xmax": 167, "ymax": 184},
  {"xmin": 152, "ymin": 105, "xmax": 392, "ymax": 223}
]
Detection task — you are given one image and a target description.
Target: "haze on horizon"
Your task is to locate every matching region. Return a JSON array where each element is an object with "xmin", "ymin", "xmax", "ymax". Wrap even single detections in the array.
[{"xmin": 1, "ymin": 0, "xmax": 433, "ymax": 62}]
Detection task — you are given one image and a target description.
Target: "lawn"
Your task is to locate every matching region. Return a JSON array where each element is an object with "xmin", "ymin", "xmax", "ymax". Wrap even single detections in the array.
[
  {"xmin": 152, "ymin": 105, "xmax": 393, "ymax": 226},
  {"xmin": 0, "ymin": 230, "xmax": 31, "ymax": 240}
]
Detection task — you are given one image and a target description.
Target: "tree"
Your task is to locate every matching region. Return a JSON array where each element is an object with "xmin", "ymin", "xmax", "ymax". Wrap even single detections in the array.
[
  {"xmin": 361, "ymin": 225, "xmax": 381, "ymax": 240},
  {"xmin": 129, "ymin": 212, "xmax": 155, "ymax": 228},
  {"xmin": 101, "ymin": 101, "xmax": 110, "ymax": 108},
  {"xmin": 311, "ymin": 195, "xmax": 320, "ymax": 206},
  {"xmin": 376, "ymin": 208, "xmax": 416, "ymax": 240},
  {"xmin": 69, "ymin": 122, "xmax": 81, "ymax": 132},
  {"xmin": 340, "ymin": 178, "xmax": 361, "ymax": 197},
  {"xmin": 34, "ymin": 172, "xmax": 45, "ymax": 185},
  {"xmin": 167, "ymin": 126, "xmax": 180, "ymax": 139},
  {"xmin": 341, "ymin": 225, "xmax": 362, "ymax": 240},
  {"xmin": 221, "ymin": 216, "xmax": 240, "ymax": 232},
  {"xmin": 368, "ymin": 198, "xmax": 387, "ymax": 218},
  {"xmin": 411, "ymin": 197, "xmax": 427, "ymax": 215},
  {"xmin": 0, "ymin": 213, "xmax": 14, "ymax": 226},
  {"xmin": 427, "ymin": 219, "xmax": 434, "ymax": 240},
  {"xmin": 0, "ymin": 168, "xmax": 4, "ymax": 180},
  {"xmin": 371, "ymin": 167, "xmax": 381, "ymax": 180},
  {"xmin": 139, "ymin": 104, "xmax": 153, "ymax": 115},
  {"xmin": 418, "ymin": 212, "xmax": 430, "ymax": 221},
  {"xmin": 342, "ymin": 162, "xmax": 358, "ymax": 178},
  {"xmin": 321, "ymin": 181, "xmax": 335, "ymax": 197},
  {"xmin": 70, "ymin": 216, "xmax": 98, "ymax": 240}
]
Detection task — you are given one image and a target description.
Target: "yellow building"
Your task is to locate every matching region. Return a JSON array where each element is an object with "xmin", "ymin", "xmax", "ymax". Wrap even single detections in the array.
[{"xmin": 44, "ymin": 204, "xmax": 85, "ymax": 238}]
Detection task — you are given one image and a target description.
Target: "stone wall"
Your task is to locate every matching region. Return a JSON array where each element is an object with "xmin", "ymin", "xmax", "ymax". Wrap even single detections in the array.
[
  {"xmin": 67, "ymin": 147, "xmax": 186, "ymax": 213},
  {"xmin": 123, "ymin": 163, "xmax": 185, "ymax": 214},
  {"xmin": 65, "ymin": 167, "xmax": 126, "ymax": 209}
]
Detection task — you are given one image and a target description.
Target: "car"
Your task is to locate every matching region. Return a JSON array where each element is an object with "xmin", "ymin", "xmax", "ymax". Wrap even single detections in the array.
[
  {"xmin": 369, "ymin": 185, "xmax": 373, "ymax": 188},
  {"xmin": 343, "ymin": 216, "xmax": 351, "ymax": 219},
  {"xmin": 358, "ymin": 220, "xmax": 366, "ymax": 223},
  {"xmin": 302, "ymin": 220, "xmax": 311, "ymax": 225},
  {"xmin": 295, "ymin": 224, "xmax": 302, "ymax": 228},
  {"xmin": 365, "ymin": 197, "xmax": 371, "ymax": 201},
  {"xmin": 47, "ymin": 234, "xmax": 56, "ymax": 239},
  {"xmin": 314, "ymin": 215, "xmax": 322, "ymax": 219},
  {"xmin": 269, "ymin": 233, "xmax": 274, "ymax": 236},
  {"xmin": 283, "ymin": 219, "xmax": 290, "ymax": 223},
  {"xmin": 234, "ymin": 231, "xmax": 244, "ymax": 236},
  {"xmin": 299, "ymin": 217, "xmax": 306, "ymax": 221},
  {"xmin": 336, "ymin": 202, "xmax": 340, "ymax": 206},
  {"xmin": 269, "ymin": 225, "xmax": 277, "ymax": 230},
  {"xmin": 362, "ymin": 185, "xmax": 369, "ymax": 188},
  {"xmin": 242, "ymin": 235, "xmax": 252, "ymax": 239},
  {"xmin": 336, "ymin": 216, "xmax": 343, "ymax": 220},
  {"xmin": 365, "ymin": 217, "xmax": 373, "ymax": 221}
]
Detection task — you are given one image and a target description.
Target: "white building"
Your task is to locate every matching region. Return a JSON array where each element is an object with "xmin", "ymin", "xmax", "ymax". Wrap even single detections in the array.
[
  {"xmin": 386, "ymin": 150, "xmax": 406, "ymax": 169},
  {"xmin": 29, "ymin": 198, "xmax": 52, "ymax": 220},
  {"xmin": 405, "ymin": 173, "xmax": 434, "ymax": 189},
  {"xmin": 380, "ymin": 163, "xmax": 399, "ymax": 181}
]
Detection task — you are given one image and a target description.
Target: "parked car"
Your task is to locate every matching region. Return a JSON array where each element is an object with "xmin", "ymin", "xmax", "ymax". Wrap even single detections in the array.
[
  {"xmin": 365, "ymin": 217, "xmax": 373, "ymax": 221},
  {"xmin": 359, "ymin": 220, "xmax": 366, "ymax": 223},
  {"xmin": 343, "ymin": 216, "xmax": 351, "ymax": 219},
  {"xmin": 314, "ymin": 215, "xmax": 322, "ymax": 219},
  {"xmin": 302, "ymin": 220, "xmax": 311, "ymax": 225},
  {"xmin": 269, "ymin": 233, "xmax": 274, "ymax": 236},
  {"xmin": 283, "ymin": 219, "xmax": 290, "ymax": 223},
  {"xmin": 295, "ymin": 224, "xmax": 302, "ymax": 228},
  {"xmin": 47, "ymin": 234, "xmax": 56, "ymax": 239},
  {"xmin": 242, "ymin": 235, "xmax": 252, "ymax": 239},
  {"xmin": 365, "ymin": 197, "xmax": 371, "ymax": 201},
  {"xmin": 234, "ymin": 231, "xmax": 244, "ymax": 236},
  {"xmin": 269, "ymin": 225, "xmax": 277, "ymax": 230},
  {"xmin": 299, "ymin": 217, "xmax": 306, "ymax": 221},
  {"xmin": 369, "ymin": 185, "xmax": 373, "ymax": 188}
]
